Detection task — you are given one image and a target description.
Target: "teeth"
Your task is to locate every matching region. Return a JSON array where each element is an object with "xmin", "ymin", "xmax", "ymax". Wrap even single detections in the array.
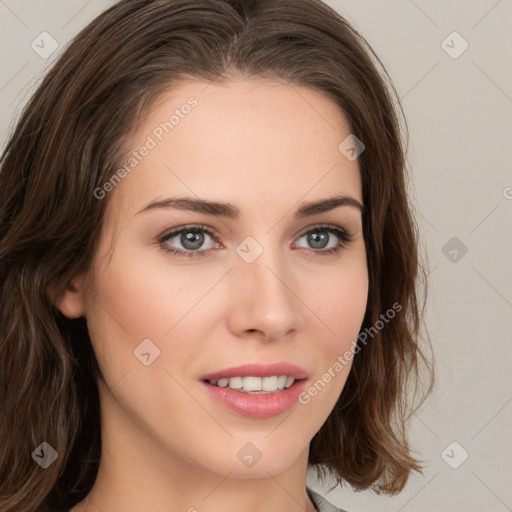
[
  {"xmin": 228, "ymin": 376, "xmax": 243, "ymax": 389},
  {"xmin": 209, "ymin": 375, "xmax": 296, "ymax": 393},
  {"xmin": 243, "ymin": 376, "xmax": 262, "ymax": 391},
  {"xmin": 217, "ymin": 378, "xmax": 229, "ymax": 388},
  {"xmin": 262, "ymin": 376, "xmax": 278, "ymax": 391}
]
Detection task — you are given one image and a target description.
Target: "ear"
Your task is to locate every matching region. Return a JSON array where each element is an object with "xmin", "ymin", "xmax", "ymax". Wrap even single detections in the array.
[{"xmin": 51, "ymin": 276, "xmax": 87, "ymax": 319}]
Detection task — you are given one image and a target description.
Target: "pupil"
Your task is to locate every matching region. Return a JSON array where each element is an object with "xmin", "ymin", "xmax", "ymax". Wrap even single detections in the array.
[
  {"xmin": 309, "ymin": 231, "xmax": 328, "ymax": 249},
  {"xmin": 182, "ymin": 231, "xmax": 204, "ymax": 250}
]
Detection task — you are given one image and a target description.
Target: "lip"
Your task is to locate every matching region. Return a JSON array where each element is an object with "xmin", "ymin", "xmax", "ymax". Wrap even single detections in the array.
[
  {"xmin": 201, "ymin": 379, "xmax": 307, "ymax": 419},
  {"xmin": 199, "ymin": 363, "xmax": 309, "ymax": 419},
  {"xmin": 200, "ymin": 362, "xmax": 309, "ymax": 381}
]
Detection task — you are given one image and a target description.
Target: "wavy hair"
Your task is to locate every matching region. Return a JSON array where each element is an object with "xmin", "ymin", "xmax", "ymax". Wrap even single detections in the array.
[{"xmin": 0, "ymin": 0, "xmax": 434, "ymax": 510}]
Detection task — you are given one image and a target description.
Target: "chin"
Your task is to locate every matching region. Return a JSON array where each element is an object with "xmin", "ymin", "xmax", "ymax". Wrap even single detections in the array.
[{"xmin": 202, "ymin": 436, "xmax": 308, "ymax": 479}]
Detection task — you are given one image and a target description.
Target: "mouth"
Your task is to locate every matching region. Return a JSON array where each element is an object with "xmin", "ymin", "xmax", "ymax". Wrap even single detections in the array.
[{"xmin": 199, "ymin": 363, "xmax": 309, "ymax": 418}]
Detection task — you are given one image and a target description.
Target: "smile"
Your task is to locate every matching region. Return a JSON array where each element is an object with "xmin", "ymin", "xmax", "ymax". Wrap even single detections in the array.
[{"xmin": 200, "ymin": 363, "xmax": 309, "ymax": 418}]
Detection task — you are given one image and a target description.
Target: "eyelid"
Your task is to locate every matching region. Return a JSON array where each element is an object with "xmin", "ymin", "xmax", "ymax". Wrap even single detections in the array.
[
  {"xmin": 158, "ymin": 223, "xmax": 220, "ymax": 242},
  {"xmin": 294, "ymin": 223, "xmax": 352, "ymax": 241}
]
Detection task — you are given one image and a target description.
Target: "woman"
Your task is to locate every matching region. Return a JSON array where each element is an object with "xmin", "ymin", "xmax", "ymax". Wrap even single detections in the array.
[{"xmin": 0, "ymin": 1, "xmax": 433, "ymax": 511}]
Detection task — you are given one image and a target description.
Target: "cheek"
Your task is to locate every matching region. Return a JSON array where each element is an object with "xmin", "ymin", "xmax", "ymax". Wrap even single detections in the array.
[
  {"xmin": 88, "ymin": 248, "xmax": 219, "ymax": 335},
  {"xmin": 316, "ymin": 253, "xmax": 368, "ymax": 344},
  {"xmin": 305, "ymin": 251, "xmax": 368, "ymax": 396},
  {"xmin": 83, "ymin": 249, "xmax": 226, "ymax": 383},
  {"xmin": 318, "ymin": 277, "xmax": 367, "ymax": 331}
]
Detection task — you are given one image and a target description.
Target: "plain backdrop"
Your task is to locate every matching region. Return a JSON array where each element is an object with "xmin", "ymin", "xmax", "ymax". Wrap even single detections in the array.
[{"xmin": 1, "ymin": 1, "xmax": 511, "ymax": 511}]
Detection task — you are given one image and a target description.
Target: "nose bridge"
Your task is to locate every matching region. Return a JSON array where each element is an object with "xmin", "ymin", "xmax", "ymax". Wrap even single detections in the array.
[{"xmin": 230, "ymin": 237, "xmax": 301, "ymax": 339}]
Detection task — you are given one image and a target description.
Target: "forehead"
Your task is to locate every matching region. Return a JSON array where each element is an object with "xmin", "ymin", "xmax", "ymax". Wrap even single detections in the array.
[{"xmin": 110, "ymin": 78, "xmax": 362, "ymax": 218}]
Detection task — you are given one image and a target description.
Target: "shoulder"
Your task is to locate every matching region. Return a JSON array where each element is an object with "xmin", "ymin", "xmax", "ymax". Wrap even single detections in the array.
[{"xmin": 307, "ymin": 487, "xmax": 350, "ymax": 512}]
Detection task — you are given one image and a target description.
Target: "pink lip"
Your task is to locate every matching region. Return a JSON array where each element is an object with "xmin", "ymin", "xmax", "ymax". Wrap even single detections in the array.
[
  {"xmin": 200, "ymin": 362, "xmax": 309, "ymax": 381},
  {"xmin": 199, "ymin": 363, "xmax": 309, "ymax": 419},
  {"xmin": 201, "ymin": 380, "xmax": 307, "ymax": 419}
]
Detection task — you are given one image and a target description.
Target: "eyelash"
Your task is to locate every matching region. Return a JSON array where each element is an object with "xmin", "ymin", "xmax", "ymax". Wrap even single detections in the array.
[{"xmin": 158, "ymin": 223, "xmax": 354, "ymax": 258}]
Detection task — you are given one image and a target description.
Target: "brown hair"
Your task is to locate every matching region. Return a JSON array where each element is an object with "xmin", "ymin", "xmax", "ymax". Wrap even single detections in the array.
[{"xmin": 0, "ymin": 0, "xmax": 433, "ymax": 510}]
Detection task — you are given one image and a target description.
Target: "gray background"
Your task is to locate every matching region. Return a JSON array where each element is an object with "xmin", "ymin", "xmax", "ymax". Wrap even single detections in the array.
[{"xmin": 1, "ymin": 1, "xmax": 511, "ymax": 511}]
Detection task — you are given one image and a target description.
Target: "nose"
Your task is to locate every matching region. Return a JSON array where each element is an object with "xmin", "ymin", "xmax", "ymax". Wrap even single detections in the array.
[{"xmin": 225, "ymin": 245, "xmax": 302, "ymax": 342}]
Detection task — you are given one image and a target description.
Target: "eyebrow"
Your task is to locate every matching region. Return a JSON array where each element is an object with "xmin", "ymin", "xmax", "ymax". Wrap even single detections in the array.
[{"xmin": 136, "ymin": 194, "xmax": 363, "ymax": 219}]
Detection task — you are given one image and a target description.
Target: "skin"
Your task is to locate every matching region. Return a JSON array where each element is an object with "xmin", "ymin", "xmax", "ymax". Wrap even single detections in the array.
[{"xmin": 58, "ymin": 78, "xmax": 368, "ymax": 512}]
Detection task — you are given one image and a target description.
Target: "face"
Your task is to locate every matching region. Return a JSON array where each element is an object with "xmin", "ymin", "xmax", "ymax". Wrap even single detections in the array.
[{"xmin": 62, "ymin": 78, "xmax": 368, "ymax": 481}]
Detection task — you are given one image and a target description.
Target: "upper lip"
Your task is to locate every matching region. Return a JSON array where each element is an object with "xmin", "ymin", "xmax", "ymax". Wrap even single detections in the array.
[{"xmin": 200, "ymin": 363, "xmax": 309, "ymax": 381}]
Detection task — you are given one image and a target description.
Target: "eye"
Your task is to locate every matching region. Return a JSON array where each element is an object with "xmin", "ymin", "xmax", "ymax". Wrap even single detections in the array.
[
  {"xmin": 158, "ymin": 223, "xmax": 353, "ymax": 258},
  {"xmin": 159, "ymin": 224, "xmax": 219, "ymax": 258},
  {"xmin": 293, "ymin": 224, "xmax": 353, "ymax": 255}
]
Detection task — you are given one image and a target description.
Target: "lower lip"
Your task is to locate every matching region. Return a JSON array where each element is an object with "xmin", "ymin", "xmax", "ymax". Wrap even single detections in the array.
[{"xmin": 201, "ymin": 380, "xmax": 307, "ymax": 419}]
